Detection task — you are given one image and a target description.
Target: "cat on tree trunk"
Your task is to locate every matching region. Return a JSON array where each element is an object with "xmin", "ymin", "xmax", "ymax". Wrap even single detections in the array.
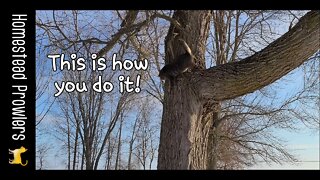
[{"xmin": 157, "ymin": 10, "xmax": 319, "ymax": 169}]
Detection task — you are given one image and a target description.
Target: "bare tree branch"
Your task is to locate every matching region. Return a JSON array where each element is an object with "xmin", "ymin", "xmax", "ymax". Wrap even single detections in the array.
[{"xmin": 193, "ymin": 11, "xmax": 319, "ymax": 101}]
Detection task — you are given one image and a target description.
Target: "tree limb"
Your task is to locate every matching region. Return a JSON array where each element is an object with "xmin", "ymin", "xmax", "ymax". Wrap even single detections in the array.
[
  {"xmin": 153, "ymin": 12, "xmax": 182, "ymax": 30},
  {"xmin": 96, "ymin": 11, "xmax": 139, "ymax": 58},
  {"xmin": 192, "ymin": 10, "xmax": 319, "ymax": 101}
]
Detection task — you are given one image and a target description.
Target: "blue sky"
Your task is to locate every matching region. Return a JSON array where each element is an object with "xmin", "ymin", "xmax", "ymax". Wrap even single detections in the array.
[
  {"xmin": 253, "ymin": 59, "xmax": 319, "ymax": 169},
  {"xmin": 251, "ymin": 128, "xmax": 319, "ymax": 169}
]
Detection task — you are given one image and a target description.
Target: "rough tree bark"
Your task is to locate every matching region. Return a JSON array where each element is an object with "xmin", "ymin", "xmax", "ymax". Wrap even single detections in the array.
[{"xmin": 157, "ymin": 10, "xmax": 319, "ymax": 169}]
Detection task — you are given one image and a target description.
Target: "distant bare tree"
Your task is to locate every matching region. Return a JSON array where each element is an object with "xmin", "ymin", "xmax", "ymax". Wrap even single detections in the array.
[
  {"xmin": 35, "ymin": 34, "xmax": 55, "ymax": 126},
  {"xmin": 114, "ymin": 113, "xmax": 124, "ymax": 170},
  {"xmin": 131, "ymin": 97, "xmax": 158, "ymax": 170},
  {"xmin": 37, "ymin": 11, "xmax": 136, "ymax": 169},
  {"xmin": 127, "ymin": 115, "xmax": 139, "ymax": 169},
  {"xmin": 36, "ymin": 143, "xmax": 50, "ymax": 170}
]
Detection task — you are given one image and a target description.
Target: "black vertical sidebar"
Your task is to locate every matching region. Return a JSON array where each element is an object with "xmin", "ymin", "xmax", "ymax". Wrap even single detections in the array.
[{"xmin": 5, "ymin": 9, "xmax": 35, "ymax": 175}]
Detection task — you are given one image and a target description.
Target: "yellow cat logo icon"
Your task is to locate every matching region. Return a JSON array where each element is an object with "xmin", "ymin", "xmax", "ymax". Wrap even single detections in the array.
[{"xmin": 9, "ymin": 146, "xmax": 28, "ymax": 166}]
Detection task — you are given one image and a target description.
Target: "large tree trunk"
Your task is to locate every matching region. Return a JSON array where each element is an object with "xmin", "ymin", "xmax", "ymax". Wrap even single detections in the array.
[
  {"xmin": 158, "ymin": 10, "xmax": 212, "ymax": 169},
  {"xmin": 157, "ymin": 10, "xmax": 319, "ymax": 169}
]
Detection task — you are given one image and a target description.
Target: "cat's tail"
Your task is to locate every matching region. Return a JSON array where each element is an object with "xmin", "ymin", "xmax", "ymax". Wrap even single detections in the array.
[
  {"xmin": 21, "ymin": 160, "xmax": 28, "ymax": 166},
  {"xmin": 178, "ymin": 39, "xmax": 192, "ymax": 56}
]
